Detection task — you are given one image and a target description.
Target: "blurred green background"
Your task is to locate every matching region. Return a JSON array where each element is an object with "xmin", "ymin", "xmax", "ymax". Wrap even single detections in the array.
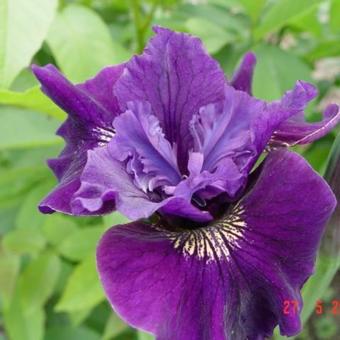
[{"xmin": 0, "ymin": 0, "xmax": 339, "ymax": 339}]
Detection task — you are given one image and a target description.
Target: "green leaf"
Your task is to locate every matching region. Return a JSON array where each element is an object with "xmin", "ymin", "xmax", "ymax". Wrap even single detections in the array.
[
  {"xmin": 102, "ymin": 212, "xmax": 130, "ymax": 230},
  {"xmin": 103, "ymin": 314, "xmax": 128, "ymax": 340},
  {"xmin": 254, "ymin": 0, "xmax": 320, "ymax": 40},
  {"xmin": 330, "ymin": 0, "xmax": 340, "ymax": 34},
  {"xmin": 3, "ymin": 302, "xmax": 45, "ymax": 340},
  {"xmin": 0, "ymin": 166, "xmax": 47, "ymax": 203},
  {"xmin": 56, "ymin": 255, "xmax": 105, "ymax": 312},
  {"xmin": 19, "ymin": 252, "xmax": 61, "ymax": 310},
  {"xmin": 2, "ymin": 252, "xmax": 60, "ymax": 340},
  {"xmin": 47, "ymin": 4, "xmax": 129, "ymax": 82},
  {"xmin": 185, "ymin": 18, "xmax": 235, "ymax": 54},
  {"xmin": 0, "ymin": 87, "xmax": 66, "ymax": 120},
  {"xmin": 69, "ymin": 308, "xmax": 93, "ymax": 326},
  {"xmin": 305, "ymin": 40, "xmax": 340, "ymax": 63},
  {"xmin": 57, "ymin": 226, "xmax": 104, "ymax": 261},
  {"xmin": 42, "ymin": 214, "xmax": 78, "ymax": 247},
  {"xmin": 2, "ymin": 227, "xmax": 46, "ymax": 256},
  {"xmin": 299, "ymin": 133, "xmax": 340, "ymax": 324},
  {"xmin": 0, "ymin": 107, "xmax": 62, "ymax": 150},
  {"xmin": 289, "ymin": 6, "xmax": 322, "ymax": 37},
  {"xmin": 138, "ymin": 331, "xmax": 155, "ymax": 340},
  {"xmin": 238, "ymin": 0, "xmax": 266, "ymax": 23},
  {"xmin": 15, "ymin": 181, "xmax": 53, "ymax": 230},
  {"xmin": 0, "ymin": 0, "xmax": 58, "ymax": 88},
  {"xmin": 252, "ymin": 44, "xmax": 312, "ymax": 100},
  {"xmin": 44, "ymin": 326, "xmax": 101, "ymax": 340},
  {"xmin": 0, "ymin": 246, "xmax": 20, "ymax": 307},
  {"xmin": 303, "ymin": 138, "xmax": 334, "ymax": 174}
]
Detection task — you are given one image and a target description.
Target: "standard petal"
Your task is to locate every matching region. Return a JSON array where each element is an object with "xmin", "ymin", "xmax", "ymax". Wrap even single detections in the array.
[
  {"xmin": 189, "ymin": 80, "xmax": 318, "ymax": 199},
  {"xmin": 97, "ymin": 150, "xmax": 336, "ymax": 339},
  {"xmin": 114, "ymin": 26, "xmax": 226, "ymax": 170},
  {"xmin": 230, "ymin": 52, "xmax": 256, "ymax": 95},
  {"xmin": 73, "ymin": 146, "xmax": 212, "ymax": 222},
  {"xmin": 33, "ymin": 64, "xmax": 124, "ymax": 214},
  {"xmin": 270, "ymin": 103, "xmax": 340, "ymax": 147}
]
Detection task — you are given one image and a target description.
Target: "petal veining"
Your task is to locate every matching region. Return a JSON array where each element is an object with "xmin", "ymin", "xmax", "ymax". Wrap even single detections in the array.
[
  {"xmin": 97, "ymin": 149, "xmax": 336, "ymax": 339},
  {"xmin": 114, "ymin": 26, "xmax": 226, "ymax": 171},
  {"xmin": 33, "ymin": 64, "xmax": 124, "ymax": 214}
]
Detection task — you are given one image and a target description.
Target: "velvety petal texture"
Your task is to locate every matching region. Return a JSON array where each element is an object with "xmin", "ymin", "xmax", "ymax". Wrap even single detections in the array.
[
  {"xmin": 32, "ymin": 64, "xmax": 124, "ymax": 214},
  {"xmin": 114, "ymin": 26, "xmax": 226, "ymax": 171},
  {"xmin": 35, "ymin": 26, "xmax": 339, "ymax": 340},
  {"xmin": 73, "ymin": 146, "xmax": 212, "ymax": 221},
  {"xmin": 97, "ymin": 150, "xmax": 336, "ymax": 340},
  {"xmin": 187, "ymin": 80, "xmax": 318, "ymax": 199}
]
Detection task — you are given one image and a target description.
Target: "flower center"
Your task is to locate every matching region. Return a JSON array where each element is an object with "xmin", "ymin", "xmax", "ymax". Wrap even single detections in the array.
[{"xmin": 156, "ymin": 203, "xmax": 246, "ymax": 263}]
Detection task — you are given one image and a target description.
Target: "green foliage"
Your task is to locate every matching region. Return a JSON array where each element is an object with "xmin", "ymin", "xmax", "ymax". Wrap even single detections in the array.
[
  {"xmin": 47, "ymin": 4, "xmax": 129, "ymax": 82},
  {"xmin": 0, "ymin": 87, "xmax": 65, "ymax": 120},
  {"xmin": 0, "ymin": 0, "xmax": 339, "ymax": 339},
  {"xmin": 0, "ymin": 107, "xmax": 62, "ymax": 149},
  {"xmin": 56, "ymin": 255, "xmax": 105, "ymax": 313},
  {"xmin": 0, "ymin": 0, "xmax": 58, "ymax": 88},
  {"xmin": 253, "ymin": 44, "xmax": 312, "ymax": 100},
  {"xmin": 254, "ymin": 0, "xmax": 320, "ymax": 40}
]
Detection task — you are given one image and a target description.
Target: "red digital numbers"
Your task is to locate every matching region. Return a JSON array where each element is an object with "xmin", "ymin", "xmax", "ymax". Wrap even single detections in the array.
[
  {"xmin": 283, "ymin": 299, "xmax": 340, "ymax": 316},
  {"xmin": 315, "ymin": 300, "xmax": 323, "ymax": 315},
  {"xmin": 331, "ymin": 300, "xmax": 340, "ymax": 315},
  {"xmin": 283, "ymin": 300, "xmax": 299, "ymax": 315},
  {"xmin": 283, "ymin": 300, "xmax": 340, "ymax": 316},
  {"xmin": 315, "ymin": 300, "xmax": 340, "ymax": 315}
]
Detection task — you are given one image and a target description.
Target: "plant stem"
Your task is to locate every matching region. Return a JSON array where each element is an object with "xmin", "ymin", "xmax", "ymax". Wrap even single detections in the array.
[
  {"xmin": 130, "ymin": 0, "xmax": 159, "ymax": 53},
  {"xmin": 130, "ymin": 0, "xmax": 145, "ymax": 53},
  {"xmin": 142, "ymin": 0, "xmax": 159, "ymax": 32}
]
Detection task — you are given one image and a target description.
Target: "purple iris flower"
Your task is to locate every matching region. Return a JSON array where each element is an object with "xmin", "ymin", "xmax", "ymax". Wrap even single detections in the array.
[{"xmin": 33, "ymin": 27, "xmax": 339, "ymax": 339}]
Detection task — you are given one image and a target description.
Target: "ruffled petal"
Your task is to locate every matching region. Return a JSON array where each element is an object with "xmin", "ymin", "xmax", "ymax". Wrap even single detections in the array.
[
  {"xmin": 270, "ymin": 103, "xmax": 340, "ymax": 147},
  {"xmin": 171, "ymin": 152, "xmax": 244, "ymax": 202},
  {"xmin": 114, "ymin": 26, "xmax": 226, "ymax": 171},
  {"xmin": 97, "ymin": 150, "xmax": 336, "ymax": 339},
  {"xmin": 110, "ymin": 101, "xmax": 181, "ymax": 191},
  {"xmin": 230, "ymin": 52, "xmax": 256, "ymax": 95},
  {"xmin": 33, "ymin": 64, "xmax": 124, "ymax": 214},
  {"xmin": 73, "ymin": 146, "xmax": 212, "ymax": 222},
  {"xmin": 189, "ymin": 81, "xmax": 318, "ymax": 199}
]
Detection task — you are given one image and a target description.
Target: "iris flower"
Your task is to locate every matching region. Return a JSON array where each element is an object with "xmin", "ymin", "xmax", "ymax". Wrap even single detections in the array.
[{"xmin": 33, "ymin": 27, "xmax": 339, "ymax": 339}]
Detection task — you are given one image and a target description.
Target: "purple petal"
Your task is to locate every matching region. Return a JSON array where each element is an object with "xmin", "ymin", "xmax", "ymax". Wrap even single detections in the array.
[
  {"xmin": 97, "ymin": 149, "xmax": 336, "ymax": 339},
  {"xmin": 230, "ymin": 52, "xmax": 256, "ymax": 94},
  {"xmin": 270, "ymin": 103, "xmax": 340, "ymax": 147},
  {"xmin": 110, "ymin": 101, "xmax": 181, "ymax": 190},
  {"xmin": 171, "ymin": 152, "xmax": 244, "ymax": 201},
  {"xmin": 114, "ymin": 26, "xmax": 226, "ymax": 171},
  {"xmin": 189, "ymin": 81, "xmax": 318, "ymax": 199},
  {"xmin": 33, "ymin": 64, "xmax": 124, "ymax": 214},
  {"xmin": 73, "ymin": 146, "xmax": 212, "ymax": 222},
  {"xmin": 32, "ymin": 64, "xmax": 124, "ymax": 125}
]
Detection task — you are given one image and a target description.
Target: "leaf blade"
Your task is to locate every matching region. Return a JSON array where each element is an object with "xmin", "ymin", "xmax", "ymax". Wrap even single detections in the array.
[{"xmin": 0, "ymin": 0, "xmax": 58, "ymax": 88}]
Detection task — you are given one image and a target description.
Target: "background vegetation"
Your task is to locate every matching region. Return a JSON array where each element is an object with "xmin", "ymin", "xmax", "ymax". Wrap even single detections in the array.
[{"xmin": 0, "ymin": 0, "xmax": 339, "ymax": 339}]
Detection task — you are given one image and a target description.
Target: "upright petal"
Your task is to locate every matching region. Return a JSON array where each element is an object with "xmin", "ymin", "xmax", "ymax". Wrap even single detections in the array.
[
  {"xmin": 188, "ymin": 81, "xmax": 318, "ymax": 199},
  {"xmin": 230, "ymin": 52, "xmax": 256, "ymax": 95},
  {"xmin": 97, "ymin": 150, "xmax": 336, "ymax": 339},
  {"xmin": 114, "ymin": 26, "xmax": 226, "ymax": 171},
  {"xmin": 33, "ymin": 64, "xmax": 124, "ymax": 214}
]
